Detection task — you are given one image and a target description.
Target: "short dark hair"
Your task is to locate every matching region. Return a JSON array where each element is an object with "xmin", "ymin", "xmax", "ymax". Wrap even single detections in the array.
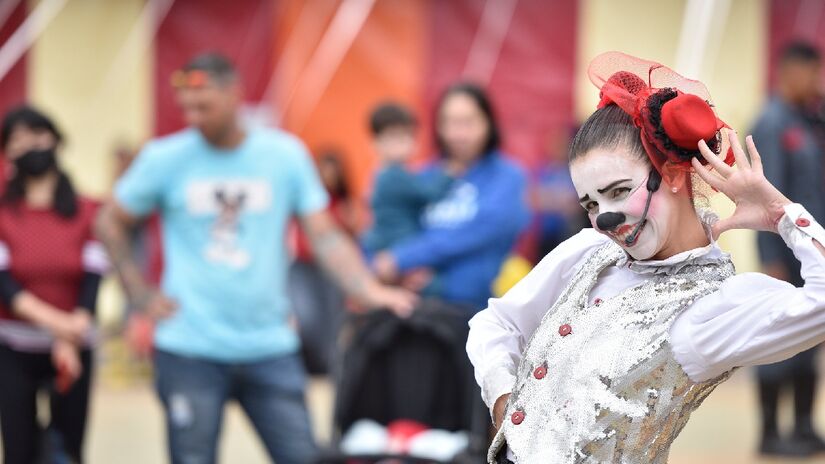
[
  {"xmin": 569, "ymin": 104, "xmax": 647, "ymax": 164},
  {"xmin": 369, "ymin": 102, "xmax": 417, "ymax": 135},
  {"xmin": 435, "ymin": 82, "xmax": 501, "ymax": 158},
  {"xmin": 1, "ymin": 105, "xmax": 63, "ymax": 149},
  {"xmin": 779, "ymin": 41, "xmax": 821, "ymax": 65},
  {"xmin": 183, "ymin": 52, "xmax": 238, "ymax": 86}
]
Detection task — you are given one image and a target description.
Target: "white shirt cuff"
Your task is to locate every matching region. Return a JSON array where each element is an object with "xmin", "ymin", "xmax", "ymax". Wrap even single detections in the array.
[{"xmin": 778, "ymin": 203, "xmax": 825, "ymax": 249}]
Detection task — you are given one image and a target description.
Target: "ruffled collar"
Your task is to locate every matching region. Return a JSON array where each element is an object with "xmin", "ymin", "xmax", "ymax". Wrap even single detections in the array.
[{"xmin": 615, "ymin": 209, "xmax": 731, "ymax": 275}]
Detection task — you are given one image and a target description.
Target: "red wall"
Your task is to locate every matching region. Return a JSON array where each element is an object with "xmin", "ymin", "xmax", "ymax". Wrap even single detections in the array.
[
  {"xmin": 768, "ymin": 0, "xmax": 825, "ymax": 89},
  {"xmin": 154, "ymin": 0, "xmax": 278, "ymax": 136},
  {"xmin": 425, "ymin": 0, "xmax": 578, "ymax": 170}
]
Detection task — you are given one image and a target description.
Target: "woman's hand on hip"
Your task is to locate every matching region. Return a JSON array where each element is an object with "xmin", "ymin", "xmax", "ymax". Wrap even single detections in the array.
[
  {"xmin": 134, "ymin": 288, "xmax": 178, "ymax": 321},
  {"xmin": 493, "ymin": 393, "xmax": 511, "ymax": 430}
]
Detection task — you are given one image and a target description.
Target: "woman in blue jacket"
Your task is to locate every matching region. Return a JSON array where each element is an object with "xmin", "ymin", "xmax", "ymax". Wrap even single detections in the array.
[{"xmin": 373, "ymin": 83, "xmax": 530, "ymax": 312}]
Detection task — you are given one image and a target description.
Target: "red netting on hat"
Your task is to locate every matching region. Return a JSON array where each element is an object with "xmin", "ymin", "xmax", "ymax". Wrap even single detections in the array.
[
  {"xmin": 597, "ymin": 71, "xmax": 647, "ymax": 109},
  {"xmin": 588, "ymin": 51, "xmax": 734, "ymax": 192}
]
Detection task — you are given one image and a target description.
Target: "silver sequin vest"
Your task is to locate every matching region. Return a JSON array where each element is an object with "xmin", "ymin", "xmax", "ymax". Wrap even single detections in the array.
[{"xmin": 490, "ymin": 241, "xmax": 736, "ymax": 463}]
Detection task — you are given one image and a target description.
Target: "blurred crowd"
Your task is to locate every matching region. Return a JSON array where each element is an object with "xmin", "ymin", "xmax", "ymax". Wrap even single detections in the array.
[{"xmin": 0, "ymin": 38, "xmax": 824, "ymax": 464}]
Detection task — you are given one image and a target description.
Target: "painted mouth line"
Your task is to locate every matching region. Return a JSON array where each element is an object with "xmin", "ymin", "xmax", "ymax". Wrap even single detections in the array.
[{"xmin": 612, "ymin": 221, "xmax": 646, "ymax": 246}]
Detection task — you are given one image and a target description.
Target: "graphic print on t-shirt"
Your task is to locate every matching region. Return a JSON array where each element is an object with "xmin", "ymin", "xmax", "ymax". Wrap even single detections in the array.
[
  {"xmin": 185, "ymin": 179, "xmax": 271, "ymax": 269},
  {"xmin": 422, "ymin": 181, "xmax": 479, "ymax": 228}
]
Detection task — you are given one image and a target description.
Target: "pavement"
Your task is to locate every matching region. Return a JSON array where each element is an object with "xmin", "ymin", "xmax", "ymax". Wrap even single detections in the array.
[{"xmin": 2, "ymin": 357, "xmax": 825, "ymax": 463}]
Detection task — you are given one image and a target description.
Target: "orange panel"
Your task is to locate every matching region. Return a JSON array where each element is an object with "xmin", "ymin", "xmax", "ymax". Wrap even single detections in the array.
[{"xmin": 273, "ymin": 0, "xmax": 428, "ymax": 199}]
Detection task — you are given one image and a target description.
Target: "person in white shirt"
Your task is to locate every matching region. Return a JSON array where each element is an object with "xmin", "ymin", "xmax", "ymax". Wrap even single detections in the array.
[{"xmin": 467, "ymin": 51, "xmax": 825, "ymax": 463}]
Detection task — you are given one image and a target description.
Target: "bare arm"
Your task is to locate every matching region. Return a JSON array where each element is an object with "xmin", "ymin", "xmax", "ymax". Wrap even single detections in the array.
[
  {"xmin": 0, "ymin": 267, "xmax": 89, "ymax": 342},
  {"xmin": 95, "ymin": 201, "xmax": 147, "ymax": 300},
  {"xmin": 299, "ymin": 210, "xmax": 416, "ymax": 315},
  {"xmin": 11, "ymin": 292, "xmax": 90, "ymax": 343},
  {"xmin": 95, "ymin": 200, "xmax": 176, "ymax": 319}
]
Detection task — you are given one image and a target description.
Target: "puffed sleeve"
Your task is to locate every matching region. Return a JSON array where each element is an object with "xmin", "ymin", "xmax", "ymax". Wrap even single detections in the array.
[
  {"xmin": 466, "ymin": 229, "xmax": 609, "ymax": 408},
  {"xmin": 671, "ymin": 203, "xmax": 825, "ymax": 382}
]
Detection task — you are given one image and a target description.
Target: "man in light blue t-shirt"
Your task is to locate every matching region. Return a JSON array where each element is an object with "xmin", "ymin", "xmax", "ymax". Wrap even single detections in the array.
[{"xmin": 97, "ymin": 53, "xmax": 415, "ymax": 464}]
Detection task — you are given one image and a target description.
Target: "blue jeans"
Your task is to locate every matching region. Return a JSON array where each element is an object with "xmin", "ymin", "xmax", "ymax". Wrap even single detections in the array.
[{"xmin": 154, "ymin": 350, "xmax": 317, "ymax": 464}]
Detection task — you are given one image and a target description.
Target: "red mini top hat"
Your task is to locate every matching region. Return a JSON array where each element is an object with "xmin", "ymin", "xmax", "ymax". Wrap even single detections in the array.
[{"xmin": 589, "ymin": 51, "xmax": 734, "ymax": 191}]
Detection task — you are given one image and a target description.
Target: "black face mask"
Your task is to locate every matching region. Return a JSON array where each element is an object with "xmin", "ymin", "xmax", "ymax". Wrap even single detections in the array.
[{"xmin": 14, "ymin": 148, "xmax": 57, "ymax": 178}]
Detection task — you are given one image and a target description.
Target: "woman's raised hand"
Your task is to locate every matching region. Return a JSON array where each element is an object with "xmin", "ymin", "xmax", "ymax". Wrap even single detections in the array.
[{"xmin": 692, "ymin": 131, "xmax": 791, "ymax": 240}]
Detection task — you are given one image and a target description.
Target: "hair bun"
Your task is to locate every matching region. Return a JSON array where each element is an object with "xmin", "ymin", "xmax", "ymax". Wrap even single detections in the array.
[{"xmin": 597, "ymin": 71, "xmax": 647, "ymax": 108}]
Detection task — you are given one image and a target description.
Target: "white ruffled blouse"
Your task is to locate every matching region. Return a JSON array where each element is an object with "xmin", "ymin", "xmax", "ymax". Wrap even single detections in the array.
[{"xmin": 467, "ymin": 203, "xmax": 825, "ymax": 411}]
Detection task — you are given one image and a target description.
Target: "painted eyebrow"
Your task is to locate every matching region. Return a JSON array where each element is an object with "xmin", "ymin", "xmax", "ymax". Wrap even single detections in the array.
[
  {"xmin": 597, "ymin": 178, "xmax": 632, "ymax": 194},
  {"xmin": 578, "ymin": 194, "xmax": 591, "ymax": 204}
]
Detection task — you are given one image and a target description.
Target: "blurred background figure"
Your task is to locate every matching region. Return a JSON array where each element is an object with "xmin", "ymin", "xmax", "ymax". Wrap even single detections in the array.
[
  {"xmin": 530, "ymin": 126, "xmax": 586, "ymax": 260},
  {"xmin": 326, "ymin": 85, "xmax": 529, "ymax": 462},
  {"xmin": 362, "ymin": 101, "xmax": 455, "ymax": 295},
  {"xmin": 317, "ymin": 151, "xmax": 360, "ymax": 237},
  {"xmin": 96, "ymin": 51, "xmax": 412, "ymax": 464},
  {"xmin": 752, "ymin": 41, "xmax": 825, "ymax": 458},
  {"xmin": 100, "ymin": 53, "xmax": 320, "ymax": 463},
  {"xmin": 0, "ymin": 106, "xmax": 106, "ymax": 464},
  {"xmin": 289, "ymin": 148, "xmax": 357, "ymax": 375},
  {"xmin": 372, "ymin": 83, "xmax": 530, "ymax": 312},
  {"xmin": 362, "ymin": 102, "xmax": 451, "ymax": 255},
  {"xmin": 1, "ymin": 0, "xmax": 825, "ymax": 462}
]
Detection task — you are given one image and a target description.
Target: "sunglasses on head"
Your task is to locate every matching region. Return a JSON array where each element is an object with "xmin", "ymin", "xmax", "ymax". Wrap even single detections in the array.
[{"xmin": 170, "ymin": 69, "xmax": 210, "ymax": 89}]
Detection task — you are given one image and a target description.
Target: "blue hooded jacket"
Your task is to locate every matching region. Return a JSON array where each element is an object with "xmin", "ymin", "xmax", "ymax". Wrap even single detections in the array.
[{"xmin": 390, "ymin": 151, "xmax": 530, "ymax": 311}]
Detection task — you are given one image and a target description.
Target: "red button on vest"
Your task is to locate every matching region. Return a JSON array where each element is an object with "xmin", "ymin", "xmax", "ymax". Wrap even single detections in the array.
[
  {"xmin": 511, "ymin": 410, "xmax": 525, "ymax": 425},
  {"xmin": 559, "ymin": 324, "xmax": 572, "ymax": 337},
  {"xmin": 796, "ymin": 218, "xmax": 811, "ymax": 227},
  {"xmin": 534, "ymin": 365, "xmax": 547, "ymax": 380}
]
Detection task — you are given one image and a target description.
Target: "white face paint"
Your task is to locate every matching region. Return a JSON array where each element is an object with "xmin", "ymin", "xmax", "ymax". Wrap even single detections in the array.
[{"xmin": 570, "ymin": 147, "xmax": 681, "ymax": 260}]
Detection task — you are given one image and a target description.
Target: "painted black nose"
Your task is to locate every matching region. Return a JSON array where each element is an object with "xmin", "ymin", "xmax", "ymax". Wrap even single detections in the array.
[{"xmin": 596, "ymin": 212, "xmax": 626, "ymax": 231}]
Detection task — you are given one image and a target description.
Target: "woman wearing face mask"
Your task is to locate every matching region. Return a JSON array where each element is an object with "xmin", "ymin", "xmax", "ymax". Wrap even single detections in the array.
[
  {"xmin": 0, "ymin": 106, "xmax": 107, "ymax": 464},
  {"xmin": 467, "ymin": 52, "xmax": 825, "ymax": 463}
]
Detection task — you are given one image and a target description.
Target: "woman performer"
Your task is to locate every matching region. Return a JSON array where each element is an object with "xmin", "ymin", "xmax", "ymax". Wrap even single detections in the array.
[{"xmin": 467, "ymin": 51, "xmax": 825, "ymax": 463}]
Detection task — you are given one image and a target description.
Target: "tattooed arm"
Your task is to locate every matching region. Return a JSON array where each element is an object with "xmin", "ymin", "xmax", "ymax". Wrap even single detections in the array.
[
  {"xmin": 95, "ymin": 200, "xmax": 177, "ymax": 319},
  {"xmin": 299, "ymin": 210, "xmax": 417, "ymax": 316}
]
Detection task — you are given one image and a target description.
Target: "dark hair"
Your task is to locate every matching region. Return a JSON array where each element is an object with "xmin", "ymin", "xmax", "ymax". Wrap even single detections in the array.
[
  {"xmin": 1, "ymin": 105, "xmax": 63, "ymax": 149},
  {"xmin": 369, "ymin": 102, "xmax": 417, "ymax": 135},
  {"xmin": 183, "ymin": 52, "xmax": 238, "ymax": 86},
  {"xmin": 0, "ymin": 105, "xmax": 77, "ymax": 218},
  {"xmin": 317, "ymin": 149, "xmax": 350, "ymax": 199},
  {"xmin": 435, "ymin": 82, "xmax": 501, "ymax": 158},
  {"xmin": 569, "ymin": 104, "xmax": 647, "ymax": 164},
  {"xmin": 780, "ymin": 41, "xmax": 821, "ymax": 65}
]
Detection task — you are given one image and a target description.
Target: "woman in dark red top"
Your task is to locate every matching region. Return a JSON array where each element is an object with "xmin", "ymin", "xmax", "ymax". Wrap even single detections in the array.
[{"xmin": 0, "ymin": 106, "xmax": 107, "ymax": 464}]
